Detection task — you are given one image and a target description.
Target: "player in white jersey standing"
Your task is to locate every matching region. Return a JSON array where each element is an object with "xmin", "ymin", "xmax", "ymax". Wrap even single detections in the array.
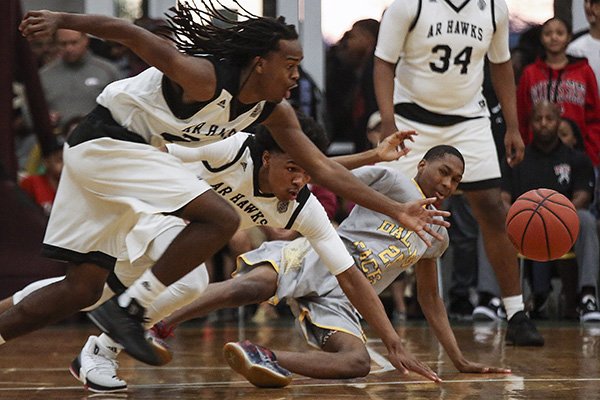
[
  {"xmin": 9, "ymin": 2, "xmax": 450, "ymax": 366},
  {"xmin": 156, "ymin": 146, "xmax": 511, "ymax": 387},
  {"xmin": 373, "ymin": 0, "xmax": 543, "ymax": 346}
]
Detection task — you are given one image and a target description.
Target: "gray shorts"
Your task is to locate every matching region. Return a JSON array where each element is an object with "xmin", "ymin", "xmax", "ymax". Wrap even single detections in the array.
[{"xmin": 236, "ymin": 239, "xmax": 366, "ymax": 348}]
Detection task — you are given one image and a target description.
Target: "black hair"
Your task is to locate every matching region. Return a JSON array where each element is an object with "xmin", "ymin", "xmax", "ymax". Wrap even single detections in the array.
[
  {"xmin": 541, "ymin": 16, "xmax": 572, "ymax": 35},
  {"xmin": 560, "ymin": 117, "xmax": 586, "ymax": 152},
  {"xmin": 352, "ymin": 19, "xmax": 379, "ymax": 39},
  {"xmin": 41, "ymin": 135, "xmax": 65, "ymax": 158},
  {"xmin": 253, "ymin": 112, "xmax": 330, "ymax": 158},
  {"xmin": 165, "ymin": 1, "xmax": 298, "ymax": 66},
  {"xmin": 422, "ymin": 145, "xmax": 464, "ymax": 166}
]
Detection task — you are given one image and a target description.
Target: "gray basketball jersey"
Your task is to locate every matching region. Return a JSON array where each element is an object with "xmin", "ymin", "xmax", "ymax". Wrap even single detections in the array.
[
  {"xmin": 337, "ymin": 166, "xmax": 448, "ymax": 294},
  {"xmin": 238, "ymin": 165, "xmax": 449, "ymax": 300},
  {"xmin": 96, "ymin": 60, "xmax": 274, "ymax": 147}
]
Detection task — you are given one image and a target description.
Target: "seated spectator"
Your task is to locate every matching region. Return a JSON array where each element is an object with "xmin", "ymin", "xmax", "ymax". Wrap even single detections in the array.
[
  {"xmin": 517, "ymin": 17, "xmax": 600, "ymax": 166},
  {"xmin": 558, "ymin": 117, "xmax": 586, "ymax": 152},
  {"xmin": 502, "ymin": 101, "xmax": 600, "ymax": 322}
]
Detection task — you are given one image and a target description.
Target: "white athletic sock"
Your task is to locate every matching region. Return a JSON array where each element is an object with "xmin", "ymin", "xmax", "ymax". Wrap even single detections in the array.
[
  {"xmin": 0, "ymin": 334, "xmax": 5, "ymax": 345},
  {"xmin": 118, "ymin": 270, "xmax": 166, "ymax": 309},
  {"xmin": 97, "ymin": 333, "xmax": 123, "ymax": 354},
  {"xmin": 144, "ymin": 266, "xmax": 208, "ymax": 328},
  {"xmin": 503, "ymin": 295, "xmax": 524, "ymax": 320}
]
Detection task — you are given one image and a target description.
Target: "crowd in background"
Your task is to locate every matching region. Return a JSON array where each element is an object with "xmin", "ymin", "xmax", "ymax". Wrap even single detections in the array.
[{"xmin": 10, "ymin": 1, "xmax": 600, "ymax": 325}]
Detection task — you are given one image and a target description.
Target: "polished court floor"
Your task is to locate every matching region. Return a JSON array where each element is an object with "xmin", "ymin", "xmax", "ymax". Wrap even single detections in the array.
[{"xmin": 1, "ymin": 317, "xmax": 599, "ymax": 399}]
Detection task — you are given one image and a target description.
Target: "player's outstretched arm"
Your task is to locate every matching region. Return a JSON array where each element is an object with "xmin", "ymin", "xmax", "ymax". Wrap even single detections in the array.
[
  {"xmin": 332, "ymin": 130, "xmax": 417, "ymax": 170},
  {"xmin": 415, "ymin": 259, "xmax": 512, "ymax": 374},
  {"xmin": 19, "ymin": 10, "xmax": 216, "ymax": 102},
  {"xmin": 335, "ymin": 266, "xmax": 442, "ymax": 382},
  {"xmin": 264, "ymin": 104, "xmax": 449, "ymax": 246}
]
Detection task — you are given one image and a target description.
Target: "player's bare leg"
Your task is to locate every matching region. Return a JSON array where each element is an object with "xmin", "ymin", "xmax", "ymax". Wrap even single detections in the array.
[
  {"xmin": 0, "ymin": 297, "xmax": 14, "ymax": 315},
  {"xmin": 88, "ymin": 191, "xmax": 242, "ymax": 365},
  {"xmin": 277, "ymin": 331, "xmax": 370, "ymax": 379},
  {"xmin": 163, "ymin": 265, "xmax": 278, "ymax": 327},
  {"xmin": 466, "ymin": 187, "xmax": 544, "ymax": 346},
  {"xmin": 0, "ymin": 263, "xmax": 108, "ymax": 341}
]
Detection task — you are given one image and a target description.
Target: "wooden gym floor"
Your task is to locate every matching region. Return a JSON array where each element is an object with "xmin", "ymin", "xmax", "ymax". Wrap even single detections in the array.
[{"xmin": 1, "ymin": 318, "xmax": 599, "ymax": 399}]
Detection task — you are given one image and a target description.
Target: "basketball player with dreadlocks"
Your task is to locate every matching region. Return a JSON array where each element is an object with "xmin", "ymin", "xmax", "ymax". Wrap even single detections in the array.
[{"xmin": 11, "ymin": 2, "xmax": 448, "ymax": 367}]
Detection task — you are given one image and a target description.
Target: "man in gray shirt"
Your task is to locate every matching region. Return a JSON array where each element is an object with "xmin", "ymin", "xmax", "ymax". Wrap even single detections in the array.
[{"xmin": 40, "ymin": 29, "xmax": 121, "ymax": 129}]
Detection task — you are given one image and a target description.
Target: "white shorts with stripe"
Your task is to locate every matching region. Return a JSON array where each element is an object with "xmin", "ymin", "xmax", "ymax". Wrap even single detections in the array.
[
  {"xmin": 236, "ymin": 239, "xmax": 366, "ymax": 348},
  {"xmin": 381, "ymin": 116, "xmax": 500, "ymax": 184},
  {"xmin": 42, "ymin": 138, "xmax": 211, "ymax": 270}
]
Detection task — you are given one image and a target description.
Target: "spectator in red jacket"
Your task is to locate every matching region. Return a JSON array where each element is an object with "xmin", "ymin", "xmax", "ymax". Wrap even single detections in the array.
[
  {"xmin": 19, "ymin": 136, "xmax": 64, "ymax": 216},
  {"xmin": 517, "ymin": 17, "xmax": 600, "ymax": 165}
]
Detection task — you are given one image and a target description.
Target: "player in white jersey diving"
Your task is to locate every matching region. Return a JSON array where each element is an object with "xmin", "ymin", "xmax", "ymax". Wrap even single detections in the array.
[
  {"xmin": 153, "ymin": 145, "xmax": 511, "ymax": 388},
  {"xmin": 1, "ymin": 115, "xmax": 428, "ymax": 392},
  {"xmin": 373, "ymin": 0, "xmax": 543, "ymax": 346},
  {"xmin": 9, "ymin": 1, "xmax": 449, "ymax": 365}
]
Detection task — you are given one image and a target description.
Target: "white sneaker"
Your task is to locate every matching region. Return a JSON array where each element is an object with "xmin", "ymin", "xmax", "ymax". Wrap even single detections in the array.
[
  {"xmin": 580, "ymin": 295, "xmax": 600, "ymax": 323},
  {"xmin": 69, "ymin": 335, "xmax": 127, "ymax": 393},
  {"xmin": 473, "ymin": 297, "xmax": 507, "ymax": 321}
]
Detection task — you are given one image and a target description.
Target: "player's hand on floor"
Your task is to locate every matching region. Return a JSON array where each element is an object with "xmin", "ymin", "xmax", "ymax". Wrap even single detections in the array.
[
  {"xmin": 397, "ymin": 197, "xmax": 450, "ymax": 247},
  {"xmin": 456, "ymin": 360, "xmax": 511, "ymax": 374},
  {"xmin": 375, "ymin": 130, "xmax": 417, "ymax": 162},
  {"xmin": 388, "ymin": 345, "xmax": 442, "ymax": 382}
]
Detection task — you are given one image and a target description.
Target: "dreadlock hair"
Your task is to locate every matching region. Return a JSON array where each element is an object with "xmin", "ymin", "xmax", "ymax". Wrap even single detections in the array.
[
  {"xmin": 422, "ymin": 145, "xmax": 464, "ymax": 167},
  {"xmin": 165, "ymin": 0, "xmax": 299, "ymax": 66},
  {"xmin": 253, "ymin": 112, "xmax": 330, "ymax": 162}
]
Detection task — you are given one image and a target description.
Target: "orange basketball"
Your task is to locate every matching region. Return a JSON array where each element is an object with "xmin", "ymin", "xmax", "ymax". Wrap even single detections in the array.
[{"xmin": 505, "ymin": 188, "xmax": 580, "ymax": 261}]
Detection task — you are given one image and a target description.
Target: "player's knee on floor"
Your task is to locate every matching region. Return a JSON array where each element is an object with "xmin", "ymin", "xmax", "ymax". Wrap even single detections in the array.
[{"xmin": 323, "ymin": 333, "xmax": 371, "ymax": 378}]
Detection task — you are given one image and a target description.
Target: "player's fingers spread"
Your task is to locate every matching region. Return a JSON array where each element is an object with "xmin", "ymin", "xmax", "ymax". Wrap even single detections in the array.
[
  {"xmin": 424, "ymin": 226, "xmax": 444, "ymax": 241},
  {"xmin": 429, "ymin": 208, "xmax": 451, "ymax": 218},
  {"xmin": 416, "ymin": 230, "xmax": 432, "ymax": 247}
]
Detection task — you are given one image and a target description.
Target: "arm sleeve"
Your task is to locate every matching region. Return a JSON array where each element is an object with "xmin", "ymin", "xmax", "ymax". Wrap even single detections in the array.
[
  {"xmin": 374, "ymin": 0, "xmax": 417, "ymax": 64},
  {"xmin": 487, "ymin": 0, "xmax": 511, "ymax": 64},
  {"xmin": 294, "ymin": 196, "xmax": 354, "ymax": 276}
]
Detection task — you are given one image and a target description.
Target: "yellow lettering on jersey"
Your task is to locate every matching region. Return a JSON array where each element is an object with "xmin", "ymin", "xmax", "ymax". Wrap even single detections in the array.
[
  {"xmin": 378, "ymin": 245, "xmax": 402, "ymax": 265},
  {"xmin": 377, "ymin": 221, "xmax": 395, "ymax": 234}
]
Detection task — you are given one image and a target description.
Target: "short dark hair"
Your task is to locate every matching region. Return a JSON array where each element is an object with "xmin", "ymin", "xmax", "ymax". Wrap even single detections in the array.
[
  {"xmin": 422, "ymin": 145, "xmax": 464, "ymax": 166},
  {"xmin": 165, "ymin": 1, "xmax": 298, "ymax": 66}
]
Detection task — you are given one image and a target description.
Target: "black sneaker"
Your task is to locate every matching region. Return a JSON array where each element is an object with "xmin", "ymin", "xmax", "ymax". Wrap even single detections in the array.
[
  {"xmin": 88, "ymin": 297, "xmax": 171, "ymax": 366},
  {"xmin": 579, "ymin": 295, "xmax": 600, "ymax": 323},
  {"xmin": 223, "ymin": 340, "xmax": 292, "ymax": 388},
  {"xmin": 449, "ymin": 296, "xmax": 474, "ymax": 321},
  {"xmin": 505, "ymin": 311, "xmax": 544, "ymax": 346},
  {"xmin": 473, "ymin": 297, "xmax": 506, "ymax": 321}
]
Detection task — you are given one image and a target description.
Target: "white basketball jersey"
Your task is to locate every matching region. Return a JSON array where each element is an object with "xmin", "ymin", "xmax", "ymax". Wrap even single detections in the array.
[
  {"xmin": 375, "ymin": 0, "xmax": 511, "ymax": 117},
  {"xmin": 148, "ymin": 133, "xmax": 353, "ymax": 275},
  {"xmin": 96, "ymin": 63, "xmax": 273, "ymax": 147}
]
